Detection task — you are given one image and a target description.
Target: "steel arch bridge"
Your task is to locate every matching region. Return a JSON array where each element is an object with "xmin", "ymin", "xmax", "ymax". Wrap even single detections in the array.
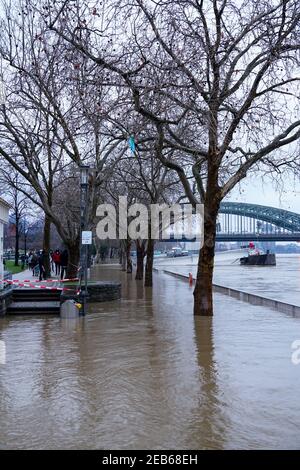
[
  {"xmin": 167, "ymin": 202, "xmax": 300, "ymax": 242},
  {"xmin": 219, "ymin": 202, "xmax": 300, "ymax": 232},
  {"xmin": 217, "ymin": 202, "xmax": 300, "ymax": 242}
]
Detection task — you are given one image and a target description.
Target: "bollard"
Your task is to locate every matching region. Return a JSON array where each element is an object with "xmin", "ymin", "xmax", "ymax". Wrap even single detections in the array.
[
  {"xmin": 60, "ymin": 299, "xmax": 82, "ymax": 318},
  {"xmin": 189, "ymin": 272, "xmax": 193, "ymax": 286}
]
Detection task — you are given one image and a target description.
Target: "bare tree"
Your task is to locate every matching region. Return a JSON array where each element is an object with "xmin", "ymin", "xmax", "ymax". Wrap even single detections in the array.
[
  {"xmin": 0, "ymin": 0, "xmax": 126, "ymax": 277},
  {"xmin": 48, "ymin": 0, "xmax": 300, "ymax": 315}
]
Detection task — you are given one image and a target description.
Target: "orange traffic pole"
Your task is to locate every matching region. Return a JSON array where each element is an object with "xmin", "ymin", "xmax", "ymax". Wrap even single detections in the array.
[{"xmin": 189, "ymin": 272, "xmax": 193, "ymax": 286}]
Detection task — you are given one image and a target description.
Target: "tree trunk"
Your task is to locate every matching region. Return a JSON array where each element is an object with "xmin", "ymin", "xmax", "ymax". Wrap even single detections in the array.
[
  {"xmin": 145, "ymin": 238, "xmax": 155, "ymax": 287},
  {"xmin": 193, "ymin": 201, "xmax": 220, "ymax": 316},
  {"xmin": 120, "ymin": 241, "xmax": 126, "ymax": 271},
  {"xmin": 43, "ymin": 215, "xmax": 51, "ymax": 278},
  {"xmin": 126, "ymin": 239, "xmax": 132, "ymax": 273},
  {"xmin": 135, "ymin": 240, "xmax": 145, "ymax": 280},
  {"xmin": 66, "ymin": 241, "xmax": 80, "ymax": 279}
]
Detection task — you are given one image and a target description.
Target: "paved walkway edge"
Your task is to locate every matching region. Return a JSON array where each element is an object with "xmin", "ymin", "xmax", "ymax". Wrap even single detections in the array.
[{"xmin": 154, "ymin": 267, "xmax": 300, "ymax": 317}]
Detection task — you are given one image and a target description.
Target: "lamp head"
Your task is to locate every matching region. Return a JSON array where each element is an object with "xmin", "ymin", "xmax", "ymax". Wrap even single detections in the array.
[{"xmin": 80, "ymin": 165, "xmax": 90, "ymax": 186}]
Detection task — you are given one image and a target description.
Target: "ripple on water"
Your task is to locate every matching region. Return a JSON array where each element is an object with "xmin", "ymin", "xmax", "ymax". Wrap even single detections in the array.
[{"xmin": 0, "ymin": 267, "xmax": 300, "ymax": 449}]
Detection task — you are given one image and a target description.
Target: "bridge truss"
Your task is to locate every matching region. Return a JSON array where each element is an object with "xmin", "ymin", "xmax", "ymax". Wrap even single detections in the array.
[{"xmin": 167, "ymin": 202, "xmax": 300, "ymax": 242}]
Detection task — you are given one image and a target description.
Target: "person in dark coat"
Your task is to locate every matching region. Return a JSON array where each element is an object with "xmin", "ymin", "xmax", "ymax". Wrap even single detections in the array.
[
  {"xmin": 20, "ymin": 253, "xmax": 26, "ymax": 270},
  {"xmin": 60, "ymin": 249, "xmax": 68, "ymax": 280},
  {"xmin": 50, "ymin": 250, "xmax": 54, "ymax": 272},
  {"xmin": 38, "ymin": 250, "xmax": 47, "ymax": 281},
  {"xmin": 30, "ymin": 252, "xmax": 38, "ymax": 276}
]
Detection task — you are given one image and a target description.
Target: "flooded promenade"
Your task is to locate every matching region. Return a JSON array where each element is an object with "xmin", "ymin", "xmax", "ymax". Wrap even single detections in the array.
[
  {"xmin": 0, "ymin": 264, "xmax": 300, "ymax": 449},
  {"xmin": 156, "ymin": 252, "xmax": 300, "ymax": 306}
]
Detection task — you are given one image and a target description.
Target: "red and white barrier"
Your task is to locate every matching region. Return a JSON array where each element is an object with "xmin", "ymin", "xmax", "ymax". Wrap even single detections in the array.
[
  {"xmin": 2, "ymin": 277, "xmax": 78, "ymax": 284},
  {"xmin": 1, "ymin": 279, "xmax": 80, "ymax": 295}
]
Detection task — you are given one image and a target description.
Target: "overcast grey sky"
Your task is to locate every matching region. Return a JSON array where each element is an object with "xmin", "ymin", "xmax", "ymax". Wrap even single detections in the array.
[{"xmin": 230, "ymin": 174, "xmax": 300, "ymax": 213}]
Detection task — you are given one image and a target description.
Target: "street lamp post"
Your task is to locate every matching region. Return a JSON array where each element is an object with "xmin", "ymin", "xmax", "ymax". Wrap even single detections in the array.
[{"xmin": 80, "ymin": 165, "xmax": 90, "ymax": 316}]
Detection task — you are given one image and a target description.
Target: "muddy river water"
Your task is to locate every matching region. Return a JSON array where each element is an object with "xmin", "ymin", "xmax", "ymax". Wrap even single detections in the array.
[{"xmin": 0, "ymin": 265, "xmax": 300, "ymax": 449}]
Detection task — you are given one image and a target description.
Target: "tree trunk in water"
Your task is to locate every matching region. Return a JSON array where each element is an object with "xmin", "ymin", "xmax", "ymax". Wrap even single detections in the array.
[
  {"xmin": 43, "ymin": 215, "xmax": 51, "ymax": 278},
  {"xmin": 120, "ymin": 244, "xmax": 126, "ymax": 271},
  {"xmin": 145, "ymin": 238, "xmax": 155, "ymax": 287},
  {"xmin": 66, "ymin": 241, "xmax": 80, "ymax": 279},
  {"xmin": 193, "ymin": 202, "xmax": 219, "ymax": 316},
  {"xmin": 135, "ymin": 241, "xmax": 145, "ymax": 280},
  {"xmin": 126, "ymin": 240, "xmax": 132, "ymax": 273},
  {"xmin": 119, "ymin": 241, "xmax": 126, "ymax": 271},
  {"xmin": 119, "ymin": 243, "xmax": 124, "ymax": 267}
]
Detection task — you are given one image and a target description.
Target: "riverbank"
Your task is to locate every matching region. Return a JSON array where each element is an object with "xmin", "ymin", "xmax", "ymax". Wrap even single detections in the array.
[
  {"xmin": 154, "ymin": 267, "xmax": 300, "ymax": 317},
  {"xmin": 155, "ymin": 252, "xmax": 300, "ymax": 307}
]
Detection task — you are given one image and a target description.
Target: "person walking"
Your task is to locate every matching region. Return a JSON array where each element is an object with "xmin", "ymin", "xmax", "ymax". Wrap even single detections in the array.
[
  {"xmin": 38, "ymin": 250, "xmax": 47, "ymax": 281},
  {"xmin": 28, "ymin": 252, "xmax": 33, "ymax": 270},
  {"xmin": 53, "ymin": 249, "xmax": 61, "ymax": 276},
  {"xmin": 50, "ymin": 250, "xmax": 55, "ymax": 272},
  {"xmin": 31, "ymin": 251, "xmax": 38, "ymax": 276},
  {"xmin": 20, "ymin": 253, "xmax": 26, "ymax": 270},
  {"xmin": 60, "ymin": 249, "xmax": 68, "ymax": 280}
]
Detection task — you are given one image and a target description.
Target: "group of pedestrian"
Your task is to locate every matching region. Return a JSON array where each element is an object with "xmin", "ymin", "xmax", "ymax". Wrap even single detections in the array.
[
  {"xmin": 27, "ymin": 248, "xmax": 69, "ymax": 281},
  {"xmin": 50, "ymin": 249, "xmax": 69, "ymax": 280}
]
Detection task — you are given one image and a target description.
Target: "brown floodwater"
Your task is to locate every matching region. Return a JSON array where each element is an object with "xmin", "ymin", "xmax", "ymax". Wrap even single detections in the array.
[{"xmin": 0, "ymin": 266, "xmax": 300, "ymax": 449}]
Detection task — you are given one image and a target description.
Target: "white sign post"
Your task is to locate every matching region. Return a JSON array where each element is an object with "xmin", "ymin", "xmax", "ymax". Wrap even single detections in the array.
[{"xmin": 82, "ymin": 231, "xmax": 92, "ymax": 245}]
